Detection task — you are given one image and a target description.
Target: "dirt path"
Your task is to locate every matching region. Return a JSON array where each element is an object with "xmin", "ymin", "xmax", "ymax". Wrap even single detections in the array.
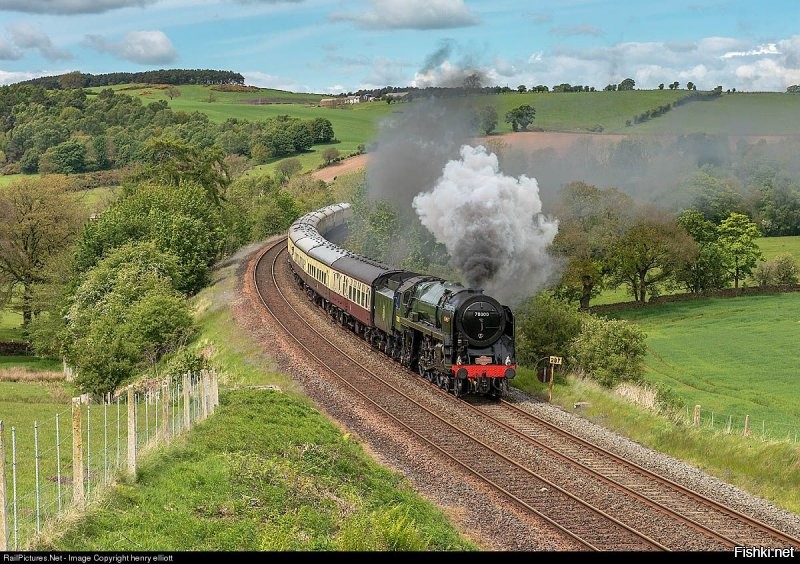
[{"xmin": 311, "ymin": 154, "xmax": 369, "ymax": 183}]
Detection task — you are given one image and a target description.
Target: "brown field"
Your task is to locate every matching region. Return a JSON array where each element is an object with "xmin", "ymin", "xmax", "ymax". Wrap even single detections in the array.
[{"xmin": 311, "ymin": 131, "xmax": 791, "ymax": 184}]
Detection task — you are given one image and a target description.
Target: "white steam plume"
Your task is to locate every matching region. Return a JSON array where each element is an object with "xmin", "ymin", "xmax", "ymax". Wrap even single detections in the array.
[{"xmin": 412, "ymin": 144, "xmax": 559, "ymax": 305}]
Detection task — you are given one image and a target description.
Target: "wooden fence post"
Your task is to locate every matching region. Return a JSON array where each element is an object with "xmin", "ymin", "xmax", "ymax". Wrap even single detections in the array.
[
  {"xmin": 212, "ymin": 369, "xmax": 219, "ymax": 410},
  {"xmin": 0, "ymin": 421, "xmax": 8, "ymax": 550},
  {"xmin": 693, "ymin": 405, "xmax": 701, "ymax": 427},
  {"xmin": 201, "ymin": 370, "xmax": 209, "ymax": 421},
  {"xmin": 72, "ymin": 399, "xmax": 84, "ymax": 506},
  {"xmin": 183, "ymin": 373, "xmax": 191, "ymax": 431},
  {"xmin": 744, "ymin": 415, "xmax": 751, "ymax": 437},
  {"xmin": 161, "ymin": 381, "xmax": 170, "ymax": 441},
  {"xmin": 127, "ymin": 388, "xmax": 136, "ymax": 477}
]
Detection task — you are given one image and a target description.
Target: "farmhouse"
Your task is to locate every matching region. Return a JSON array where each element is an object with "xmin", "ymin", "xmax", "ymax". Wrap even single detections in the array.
[{"xmin": 319, "ymin": 95, "xmax": 362, "ymax": 107}]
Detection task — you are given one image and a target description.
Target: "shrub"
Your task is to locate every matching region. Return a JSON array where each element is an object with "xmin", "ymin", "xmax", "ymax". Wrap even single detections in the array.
[
  {"xmin": 515, "ymin": 293, "xmax": 587, "ymax": 367},
  {"xmin": 568, "ymin": 316, "xmax": 647, "ymax": 387},
  {"xmin": 772, "ymin": 253, "xmax": 799, "ymax": 285}
]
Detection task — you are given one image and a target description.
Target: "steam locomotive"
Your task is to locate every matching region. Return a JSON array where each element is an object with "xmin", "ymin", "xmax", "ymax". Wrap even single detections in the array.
[{"xmin": 287, "ymin": 203, "xmax": 516, "ymax": 399}]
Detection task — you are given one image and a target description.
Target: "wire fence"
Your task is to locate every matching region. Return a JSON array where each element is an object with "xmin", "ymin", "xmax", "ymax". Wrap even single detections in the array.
[
  {"xmin": 683, "ymin": 404, "xmax": 800, "ymax": 444},
  {"xmin": 0, "ymin": 369, "xmax": 219, "ymax": 550}
]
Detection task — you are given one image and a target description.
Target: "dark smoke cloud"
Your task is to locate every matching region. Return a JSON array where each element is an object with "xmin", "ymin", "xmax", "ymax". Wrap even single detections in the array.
[
  {"xmin": 421, "ymin": 40, "xmax": 454, "ymax": 73},
  {"xmin": 366, "ymin": 97, "xmax": 475, "ymax": 216}
]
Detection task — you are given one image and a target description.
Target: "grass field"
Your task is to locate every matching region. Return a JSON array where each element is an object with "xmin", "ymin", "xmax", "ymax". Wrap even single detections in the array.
[
  {"xmin": 91, "ymin": 84, "xmax": 396, "ymax": 174},
  {"xmin": 756, "ymin": 235, "xmax": 800, "ymax": 263},
  {"xmin": 603, "ymin": 293, "xmax": 800, "ymax": 439},
  {"xmin": 0, "ymin": 309, "xmax": 23, "ymax": 342}
]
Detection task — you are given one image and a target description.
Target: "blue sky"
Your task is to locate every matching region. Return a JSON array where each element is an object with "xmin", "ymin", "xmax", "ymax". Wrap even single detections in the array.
[{"xmin": 1, "ymin": 0, "xmax": 799, "ymax": 93}]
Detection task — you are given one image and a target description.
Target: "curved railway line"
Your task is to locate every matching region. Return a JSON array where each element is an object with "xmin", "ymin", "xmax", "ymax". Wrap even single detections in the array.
[{"xmin": 250, "ymin": 236, "xmax": 800, "ymax": 552}]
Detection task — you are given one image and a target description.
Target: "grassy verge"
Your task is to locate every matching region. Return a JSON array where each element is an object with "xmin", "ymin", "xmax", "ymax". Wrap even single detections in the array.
[
  {"xmin": 513, "ymin": 368, "xmax": 800, "ymax": 516},
  {"xmin": 33, "ymin": 389, "xmax": 476, "ymax": 551},
  {"xmin": 30, "ymin": 244, "xmax": 478, "ymax": 551}
]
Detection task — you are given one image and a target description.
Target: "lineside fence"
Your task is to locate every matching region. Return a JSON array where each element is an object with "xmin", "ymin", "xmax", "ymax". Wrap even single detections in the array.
[
  {"xmin": 684, "ymin": 404, "xmax": 800, "ymax": 443},
  {"xmin": 0, "ymin": 369, "xmax": 219, "ymax": 550}
]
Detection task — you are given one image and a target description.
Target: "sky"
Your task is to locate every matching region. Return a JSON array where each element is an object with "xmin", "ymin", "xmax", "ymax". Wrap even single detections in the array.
[{"xmin": 1, "ymin": 0, "xmax": 799, "ymax": 94}]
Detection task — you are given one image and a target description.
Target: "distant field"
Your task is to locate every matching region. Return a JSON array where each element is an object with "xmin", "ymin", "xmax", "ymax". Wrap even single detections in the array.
[
  {"xmin": 0, "ymin": 308, "xmax": 23, "ymax": 342},
  {"xmin": 756, "ymin": 235, "xmax": 800, "ymax": 263},
  {"xmin": 89, "ymin": 84, "xmax": 396, "ymax": 171},
  {"xmin": 489, "ymin": 89, "xmax": 686, "ymax": 134},
  {"xmin": 631, "ymin": 92, "xmax": 800, "ymax": 136},
  {"xmin": 606, "ymin": 293, "xmax": 800, "ymax": 440}
]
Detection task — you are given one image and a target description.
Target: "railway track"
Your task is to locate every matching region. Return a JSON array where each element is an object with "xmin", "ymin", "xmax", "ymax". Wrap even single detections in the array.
[{"xmin": 251, "ymin": 237, "xmax": 800, "ymax": 552}]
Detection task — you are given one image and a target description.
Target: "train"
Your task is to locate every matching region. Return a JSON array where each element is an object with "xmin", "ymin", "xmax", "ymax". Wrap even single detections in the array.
[{"xmin": 286, "ymin": 203, "xmax": 516, "ymax": 399}]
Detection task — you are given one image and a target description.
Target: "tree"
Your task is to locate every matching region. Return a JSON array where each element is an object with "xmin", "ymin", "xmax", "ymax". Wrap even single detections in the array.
[
  {"xmin": 283, "ymin": 175, "xmax": 333, "ymax": 214},
  {"xmin": 321, "ymin": 147, "xmax": 341, "ymax": 165},
  {"xmin": 64, "ymin": 242, "xmax": 194, "ymax": 395},
  {"xmin": 476, "ymin": 105, "xmax": 498, "ymax": 135},
  {"xmin": 133, "ymin": 134, "xmax": 230, "ymax": 206},
  {"xmin": 0, "ymin": 177, "xmax": 84, "ymax": 324},
  {"xmin": 57, "ymin": 71, "xmax": 84, "ymax": 90},
  {"xmin": 517, "ymin": 85, "xmax": 527, "ymax": 93},
  {"xmin": 276, "ymin": 157, "xmax": 302, "ymax": 179},
  {"xmin": 675, "ymin": 210, "xmax": 729, "ymax": 293},
  {"xmin": 686, "ymin": 81, "xmax": 695, "ymax": 91},
  {"xmin": 551, "ymin": 182, "xmax": 635, "ymax": 309},
  {"xmin": 618, "ymin": 78, "xmax": 636, "ymax": 91},
  {"xmin": 463, "ymin": 73, "xmax": 482, "ymax": 90},
  {"xmin": 607, "ymin": 213, "xmax": 698, "ymax": 303},
  {"xmin": 514, "ymin": 293, "xmax": 587, "ymax": 367},
  {"xmin": 717, "ymin": 212, "xmax": 763, "ymax": 288},
  {"xmin": 75, "ymin": 181, "xmax": 226, "ymax": 295},
  {"xmin": 504, "ymin": 105, "xmax": 536, "ymax": 132},
  {"xmin": 37, "ymin": 138, "xmax": 87, "ymax": 174},
  {"xmin": 568, "ymin": 316, "xmax": 647, "ymax": 387},
  {"xmin": 166, "ymin": 86, "xmax": 181, "ymax": 100},
  {"xmin": 308, "ymin": 117, "xmax": 335, "ymax": 143}
]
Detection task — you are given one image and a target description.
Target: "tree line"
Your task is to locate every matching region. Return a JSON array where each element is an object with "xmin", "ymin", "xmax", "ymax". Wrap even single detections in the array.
[
  {"xmin": 0, "ymin": 84, "xmax": 335, "ymax": 176},
  {"xmin": 18, "ymin": 69, "xmax": 245, "ymax": 90}
]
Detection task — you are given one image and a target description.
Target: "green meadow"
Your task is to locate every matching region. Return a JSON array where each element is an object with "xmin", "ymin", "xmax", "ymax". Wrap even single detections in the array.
[
  {"xmin": 603, "ymin": 293, "xmax": 800, "ymax": 439},
  {"xmin": 91, "ymin": 84, "xmax": 397, "ymax": 173}
]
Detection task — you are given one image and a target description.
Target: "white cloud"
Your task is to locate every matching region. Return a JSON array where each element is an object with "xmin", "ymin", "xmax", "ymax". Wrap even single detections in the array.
[
  {"xmin": 8, "ymin": 23, "xmax": 72, "ymax": 61},
  {"xmin": 0, "ymin": 68, "xmax": 71, "ymax": 85},
  {"xmin": 721, "ymin": 43, "xmax": 780, "ymax": 59},
  {"xmin": 83, "ymin": 30, "xmax": 176, "ymax": 64},
  {"xmin": 0, "ymin": 37, "xmax": 22, "ymax": 60},
  {"xmin": 330, "ymin": 0, "xmax": 478, "ymax": 30},
  {"xmin": 477, "ymin": 36, "xmax": 800, "ymax": 92},
  {"xmin": 0, "ymin": 0, "xmax": 157, "ymax": 15}
]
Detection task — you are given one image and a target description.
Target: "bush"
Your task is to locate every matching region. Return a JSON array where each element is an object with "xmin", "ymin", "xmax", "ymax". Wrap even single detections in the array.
[
  {"xmin": 275, "ymin": 157, "xmax": 302, "ymax": 179},
  {"xmin": 568, "ymin": 316, "xmax": 647, "ymax": 387},
  {"xmin": 515, "ymin": 293, "xmax": 587, "ymax": 367},
  {"xmin": 772, "ymin": 253, "xmax": 799, "ymax": 285}
]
